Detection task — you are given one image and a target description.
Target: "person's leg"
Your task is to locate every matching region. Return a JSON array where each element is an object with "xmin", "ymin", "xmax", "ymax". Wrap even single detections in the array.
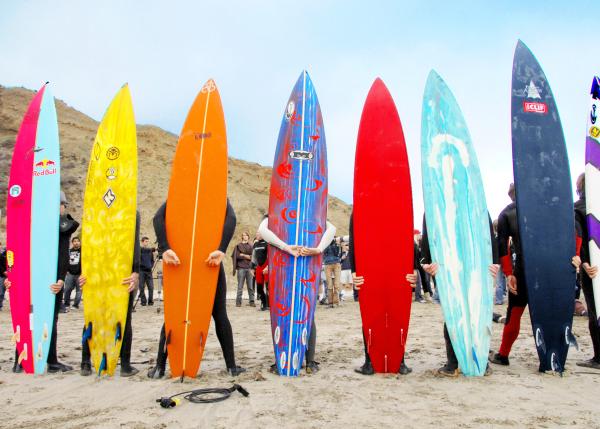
[
  {"xmin": 148, "ymin": 323, "xmax": 168, "ymax": 378},
  {"xmin": 437, "ymin": 324, "xmax": 459, "ymax": 376},
  {"xmin": 213, "ymin": 265, "xmax": 243, "ymax": 373},
  {"xmin": 120, "ymin": 292, "xmax": 137, "ymax": 375},
  {"xmin": 257, "ymin": 283, "xmax": 267, "ymax": 309},
  {"xmin": 325, "ymin": 265, "xmax": 335, "ymax": 305},
  {"xmin": 495, "ymin": 272, "xmax": 507, "ymax": 305},
  {"xmin": 74, "ymin": 275, "xmax": 82, "ymax": 308},
  {"xmin": 147, "ymin": 272, "xmax": 155, "ymax": 305},
  {"xmin": 355, "ymin": 329, "xmax": 374, "ymax": 375},
  {"xmin": 332, "ymin": 264, "xmax": 341, "ymax": 305},
  {"xmin": 244, "ymin": 269, "xmax": 255, "ymax": 305},
  {"xmin": 305, "ymin": 322, "xmax": 318, "ymax": 373},
  {"xmin": 0, "ymin": 277, "xmax": 6, "ymax": 309},
  {"xmin": 236, "ymin": 269, "xmax": 244, "ymax": 306},
  {"xmin": 80, "ymin": 325, "xmax": 92, "ymax": 375},
  {"xmin": 138, "ymin": 271, "xmax": 147, "ymax": 305},
  {"xmin": 414, "ymin": 272, "xmax": 424, "ymax": 302},
  {"xmin": 579, "ymin": 275, "xmax": 600, "ymax": 365},
  {"xmin": 48, "ymin": 288, "xmax": 72, "ymax": 371},
  {"xmin": 63, "ymin": 273, "xmax": 74, "ymax": 308}
]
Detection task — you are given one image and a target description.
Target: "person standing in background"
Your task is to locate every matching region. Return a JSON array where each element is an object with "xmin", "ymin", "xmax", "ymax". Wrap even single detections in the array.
[
  {"xmin": 252, "ymin": 231, "xmax": 269, "ymax": 311},
  {"xmin": 232, "ymin": 232, "xmax": 254, "ymax": 307},
  {"xmin": 340, "ymin": 242, "xmax": 353, "ymax": 301},
  {"xmin": 63, "ymin": 236, "xmax": 82, "ymax": 310},
  {"xmin": 139, "ymin": 237, "xmax": 155, "ymax": 306},
  {"xmin": 323, "ymin": 237, "xmax": 342, "ymax": 308}
]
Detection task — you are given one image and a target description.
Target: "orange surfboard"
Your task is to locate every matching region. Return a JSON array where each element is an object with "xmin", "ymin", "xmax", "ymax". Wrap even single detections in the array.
[{"xmin": 164, "ymin": 79, "xmax": 228, "ymax": 379}]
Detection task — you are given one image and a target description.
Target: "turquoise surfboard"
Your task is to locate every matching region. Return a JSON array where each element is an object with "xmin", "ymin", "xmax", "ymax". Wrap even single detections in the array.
[
  {"xmin": 421, "ymin": 70, "xmax": 493, "ymax": 376},
  {"xmin": 31, "ymin": 85, "xmax": 60, "ymax": 374}
]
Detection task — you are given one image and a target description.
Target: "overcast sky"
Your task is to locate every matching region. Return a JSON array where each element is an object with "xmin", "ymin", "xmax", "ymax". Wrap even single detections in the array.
[{"xmin": 1, "ymin": 1, "xmax": 597, "ymax": 224}]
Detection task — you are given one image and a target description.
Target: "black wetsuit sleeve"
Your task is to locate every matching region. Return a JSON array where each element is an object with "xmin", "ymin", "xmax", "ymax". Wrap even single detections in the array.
[
  {"xmin": 65, "ymin": 214, "xmax": 79, "ymax": 235},
  {"xmin": 132, "ymin": 211, "xmax": 141, "ymax": 273},
  {"xmin": 153, "ymin": 202, "xmax": 169, "ymax": 255},
  {"xmin": 497, "ymin": 209, "xmax": 511, "ymax": 260},
  {"xmin": 420, "ymin": 216, "xmax": 432, "ymax": 264},
  {"xmin": 489, "ymin": 214, "xmax": 499, "ymax": 264},
  {"xmin": 348, "ymin": 212, "xmax": 356, "ymax": 272},
  {"xmin": 218, "ymin": 199, "xmax": 236, "ymax": 253}
]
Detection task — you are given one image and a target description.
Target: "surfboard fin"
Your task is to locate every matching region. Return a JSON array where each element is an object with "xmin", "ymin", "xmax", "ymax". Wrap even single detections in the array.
[
  {"xmin": 98, "ymin": 353, "xmax": 107, "ymax": 376},
  {"xmin": 567, "ymin": 330, "xmax": 579, "ymax": 351},
  {"xmin": 199, "ymin": 332, "xmax": 204, "ymax": 348},
  {"xmin": 472, "ymin": 347, "xmax": 481, "ymax": 373},
  {"xmin": 36, "ymin": 343, "xmax": 43, "ymax": 361},
  {"xmin": 166, "ymin": 330, "xmax": 172, "ymax": 346},
  {"xmin": 535, "ymin": 328, "xmax": 547, "ymax": 355},
  {"xmin": 42, "ymin": 323, "xmax": 49, "ymax": 341},
  {"xmin": 82, "ymin": 322, "xmax": 93, "ymax": 345},
  {"xmin": 486, "ymin": 325, "xmax": 493, "ymax": 337},
  {"xmin": 12, "ymin": 326, "xmax": 20, "ymax": 344},
  {"xmin": 114, "ymin": 322, "xmax": 122, "ymax": 344},
  {"xmin": 18, "ymin": 344, "xmax": 27, "ymax": 364}
]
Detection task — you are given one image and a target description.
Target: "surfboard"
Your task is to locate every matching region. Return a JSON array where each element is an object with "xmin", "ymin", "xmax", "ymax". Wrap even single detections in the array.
[
  {"xmin": 421, "ymin": 70, "xmax": 493, "ymax": 376},
  {"xmin": 7, "ymin": 83, "xmax": 59, "ymax": 374},
  {"xmin": 163, "ymin": 79, "xmax": 228, "ymax": 379},
  {"xmin": 268, "ymin": 70, "xmax": 327, "ymax": 376},
  {"xmin": 511, "ymin": 40, "xmax": 575, "ymax": 373},
  {"xmin": 585, "ymin": 76, "xmax": 600, "ymax": 327},
  {"xmin": 31, "ymin": 86, "xmax": 61, "ymax": 374},
  {"xmin": 353, "ymin": 78, "xmax": 413, "ymax": 373},
  {"xmin": 81, "ymin": 84, "xmax": 137, "ymax": 376}
]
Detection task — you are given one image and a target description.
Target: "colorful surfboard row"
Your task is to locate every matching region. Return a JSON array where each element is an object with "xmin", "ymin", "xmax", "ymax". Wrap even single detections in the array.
[{"xmin": 4, "ymin": 39, "xmax": 596, "ymax": 377}]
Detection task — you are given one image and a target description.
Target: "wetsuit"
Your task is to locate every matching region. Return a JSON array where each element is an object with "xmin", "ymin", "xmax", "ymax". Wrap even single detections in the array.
[
  {"xmin": 82, "ymin": 212, "xmax": 141, "ymax": 370},
  {"xmin": 575, "ymin": 196, "xmax": 600, "ymax": 363},
  {"xmin": 496, "ymin": 202, "xmax": 527, "ymax": 359},
  {"xmin": 152, "ymin": 199, "xmax": 238, "ymax": 373},
  {"xmin": 252, "ymin": 239, "xmax": 269, "ymax": 309},
  {"xmin": 348, "ymin": 212, "xmax": 418, "ymax": 368},
  {"xmin": 420, "ymin": 214, "xmax": 498, "ymax": 371}
]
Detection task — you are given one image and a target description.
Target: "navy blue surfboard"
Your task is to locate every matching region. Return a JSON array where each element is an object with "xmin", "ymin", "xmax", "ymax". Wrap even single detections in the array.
[{"xmin": 511, "ymin": 40, "xmax": 576, "ymax": 373}]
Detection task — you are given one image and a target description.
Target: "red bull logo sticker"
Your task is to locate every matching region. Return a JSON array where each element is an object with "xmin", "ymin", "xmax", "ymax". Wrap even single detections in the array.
[{"xmin": 33, "ymin": 159, "xmax": 57, "ymax": 177}]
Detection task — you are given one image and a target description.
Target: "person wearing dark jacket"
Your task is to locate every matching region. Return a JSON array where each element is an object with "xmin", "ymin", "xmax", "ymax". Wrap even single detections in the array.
[
  {"xmin": 573, "ymin": 174, "xmax": 600, "ymax": 369},
  {"xmin": 63, "ymin": 236, "xmax": 82, "ymax": 309},
  {"xmin": 139, "ymin": 237, "xmax": 155, "ymax": 306},
  {"xmin": 0, "ymin": 245, "xmax": 7, "ymax": 311},
  {"xmin": 421, "ymin": 211, "xmax": 499, "ymax": 377},
  {"xmin": 323, "ymin": 238, "xmax": 342, "ymax": 307},
  {"xmin": 147, "ymin": 199, "xmax": 245, "ymax": 378},
  {"xmin": 79, "ymin": 211, "xmax": 141, "ymax": 377},
  {"xmin": 6, "ymin": 193, "xmax": 79, "ymax": 373},
  {"xmin": 348, "ymin": 212, "xmax": 417, "ymax": 375},
  {"xmin": 232, "ymin": 232, "xmax": 255, "ymax": 307}
]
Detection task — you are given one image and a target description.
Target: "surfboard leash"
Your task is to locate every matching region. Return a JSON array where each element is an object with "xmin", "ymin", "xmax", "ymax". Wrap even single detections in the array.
[{"xmin": 156, "ymin": 384, "xmax": 249, "ymax": 408}]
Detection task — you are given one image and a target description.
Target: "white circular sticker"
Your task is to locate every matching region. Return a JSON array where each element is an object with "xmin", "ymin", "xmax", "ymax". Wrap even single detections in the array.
[{"xmin": 9, "ymin": 185, "xmax": 21, "ymax": 197}]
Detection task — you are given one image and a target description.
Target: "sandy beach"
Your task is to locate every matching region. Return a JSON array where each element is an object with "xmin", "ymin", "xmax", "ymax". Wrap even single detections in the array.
[{"xmin": 0, "ymin": 283, "xmax": 598, "ymax": 429}]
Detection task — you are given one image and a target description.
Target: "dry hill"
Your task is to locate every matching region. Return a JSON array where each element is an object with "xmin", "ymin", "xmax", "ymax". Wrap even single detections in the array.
[{"xmin": 0, "ymin": 85, "xmax": 351, "ymax": 273}]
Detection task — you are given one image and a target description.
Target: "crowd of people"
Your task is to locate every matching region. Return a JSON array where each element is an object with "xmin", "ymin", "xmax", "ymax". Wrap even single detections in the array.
[{"xmin": 0, "ymin": 175, "xmax": 599, "ymax": 378}]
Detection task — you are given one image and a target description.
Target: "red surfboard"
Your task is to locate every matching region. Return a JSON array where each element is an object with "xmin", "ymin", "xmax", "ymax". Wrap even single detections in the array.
[{"xmin": 353, "ymin": 78, "xmax": 413, "ymax": 373}]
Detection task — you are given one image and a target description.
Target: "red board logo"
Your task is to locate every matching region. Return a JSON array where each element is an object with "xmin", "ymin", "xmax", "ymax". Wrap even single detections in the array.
[
  {"xmin": 33, "ymin": 159, "xmax": 57, "ymax": 177},
  {"xmin": 523, "ymin": 101, "xmax": 547, "ymax": 114}
]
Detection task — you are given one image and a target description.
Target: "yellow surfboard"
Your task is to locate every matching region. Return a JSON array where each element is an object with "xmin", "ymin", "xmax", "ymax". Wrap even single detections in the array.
[{"xmin": 81, "ymin": 84, "xmax": 137, "ymax": 376}]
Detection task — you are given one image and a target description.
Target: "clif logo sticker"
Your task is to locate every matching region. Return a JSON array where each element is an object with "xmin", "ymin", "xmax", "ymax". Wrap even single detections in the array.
[
  {"xmin": 33, "ymin": 159, "xmax": 57, "ymax": 177},
  {"xmin": 523, "ymin": 102, "xmax": 547, "ymax": 114}
]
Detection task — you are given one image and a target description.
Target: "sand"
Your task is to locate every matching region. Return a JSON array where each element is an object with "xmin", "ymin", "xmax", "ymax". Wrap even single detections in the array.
[{"xmin": 0, "ymin": 282, "xmax": 598, "ymax": 429}]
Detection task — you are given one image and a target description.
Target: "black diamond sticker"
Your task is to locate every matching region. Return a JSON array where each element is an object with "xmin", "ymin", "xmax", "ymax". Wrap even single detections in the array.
[{"xmin": 103, "ymin": 189, "xmax": 116, "ymax": 208}]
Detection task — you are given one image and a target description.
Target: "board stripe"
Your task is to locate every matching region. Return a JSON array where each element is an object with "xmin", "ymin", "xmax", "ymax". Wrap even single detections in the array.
[
  {"xmin": 181, "ymin": 86, "xmax": 211, "ymax": 377},
  {"xmin": 286, "ymin": 71, "xmax": 307, "ymax": 375}
]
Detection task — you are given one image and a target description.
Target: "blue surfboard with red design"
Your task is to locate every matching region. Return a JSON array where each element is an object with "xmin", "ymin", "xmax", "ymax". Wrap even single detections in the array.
[{"xmin": 268, "ymin": 71, "xmax": 327, "ymax": 376}]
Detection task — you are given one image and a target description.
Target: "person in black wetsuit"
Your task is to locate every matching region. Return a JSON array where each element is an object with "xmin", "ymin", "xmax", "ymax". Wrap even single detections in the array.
[
  {"xmin": 147, "ymin": 199, "xmax": 245, "ymax": 378},
  {"xmin": 6, "ymin": 192, "xmax": 79, "ymax": 373},
  {"xmin": 421, "ymin": 212, "xmax": 499, "ymax": 377},
  {"xmin": 252, "ymin": 232, "xmax": 269, "ymax": 311},
  {"xmin": 489, "ymin": 183, "xmax": 579, "ymax": 370},
  {"xmin": 573, "ymin": 174, "xmax": 600, "ymax": 369},
  {"xmin": 348, "ymin": 212, "xmax": 417, "ymax": 375},
  {"xmin": 79, "ymin": 211, "xmax": 141, "ymax": 377}
]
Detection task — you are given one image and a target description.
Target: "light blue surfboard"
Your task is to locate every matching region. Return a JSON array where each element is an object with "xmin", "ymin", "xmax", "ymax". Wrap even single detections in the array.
[
  {"xmin": 31, "ymin": 85, "xmax": 60, "ymax": 374},
  {"xmin": 421, "ymin": 70, "xmax": 493, "ymax": 376}
]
